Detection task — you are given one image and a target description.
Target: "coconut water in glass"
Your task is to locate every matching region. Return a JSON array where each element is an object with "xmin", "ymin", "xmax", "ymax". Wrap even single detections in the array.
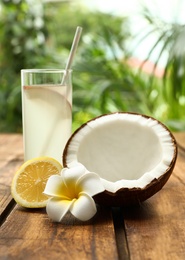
[{"xmin": 21, "ymin": 69, "xmax": 72, "ymax": 163}]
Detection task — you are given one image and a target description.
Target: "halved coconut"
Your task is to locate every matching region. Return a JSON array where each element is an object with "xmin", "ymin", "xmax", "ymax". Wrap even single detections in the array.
[{"xmin": 63, "ymin": 112, "xmax": 177, "ymax": 206}]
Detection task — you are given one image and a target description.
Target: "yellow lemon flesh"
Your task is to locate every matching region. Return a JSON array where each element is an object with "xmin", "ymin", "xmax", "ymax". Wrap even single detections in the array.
[{"xmin": 11, "ymin": 157, "xmax": 62, "ymax": 208}]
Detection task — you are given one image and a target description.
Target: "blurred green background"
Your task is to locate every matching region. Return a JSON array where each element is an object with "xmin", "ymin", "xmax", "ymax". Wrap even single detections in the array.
[{"xmin": 0, "ymin": 0, "xmax": 185, "ymax": 132}]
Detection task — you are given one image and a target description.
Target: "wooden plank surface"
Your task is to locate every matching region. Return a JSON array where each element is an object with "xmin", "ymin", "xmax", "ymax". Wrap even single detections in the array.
[
  {"xmin": 122, "ymin": 132, "xmax": 185, "ymax": 260},
  {"xmin": 0, "ymin": 133, "xmax": 185, "ymax": 259},
  {"xmin": 0, "ymin": 205, "xmax": 119, "ymax": 259},
  {"xmin": 0, "ymin": 134, "xmax": 23, "ymax": 220},
  {"xmin": 0, "ymin": 134, "xmax": 120, "ymax": 260}
]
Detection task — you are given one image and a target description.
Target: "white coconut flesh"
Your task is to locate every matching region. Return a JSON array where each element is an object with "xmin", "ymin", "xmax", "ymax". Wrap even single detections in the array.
[{"xmin": 64, "ymin": 113, "xmax": 176, "ymax": 193}]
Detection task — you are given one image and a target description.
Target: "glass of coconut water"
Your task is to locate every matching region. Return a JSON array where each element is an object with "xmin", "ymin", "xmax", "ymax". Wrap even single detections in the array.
[{"xmin": 21, "ymin": 69, "xmax": 72, "ymax": 163}]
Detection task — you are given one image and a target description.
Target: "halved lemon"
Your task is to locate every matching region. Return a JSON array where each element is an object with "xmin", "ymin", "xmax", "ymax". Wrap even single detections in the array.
[{"xmin": 11, "ymin": 157, "xmax": 62, "ymax": 208}]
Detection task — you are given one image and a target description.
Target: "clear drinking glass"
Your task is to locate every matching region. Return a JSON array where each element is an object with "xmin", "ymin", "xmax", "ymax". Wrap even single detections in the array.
[{"xmin": 21, "ymin": 69, "xmax": 72, "ymax": 163}]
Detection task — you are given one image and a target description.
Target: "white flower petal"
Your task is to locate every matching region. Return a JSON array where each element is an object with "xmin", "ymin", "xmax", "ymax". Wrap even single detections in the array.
[
  {"xmin": 46, "ymin": 198, "xmax": 75, "ymax": 222},
  {"xmin": 43, "ymin": 175, "xmax": 64, "ymax": 198},
  {"xmin": 61, "ymin": 163, "xmax": 87, "ymax": 190},
  {"xmin": 70, "ymin": 192, "xmax": 97, "ymax": 221},
  {"xmin": 61, "ymin": 163, "xmax": 86, "ymax": 181},
  {"xmin": 76, "ymin": 172, "xmax": 105, "ymax": 196}
]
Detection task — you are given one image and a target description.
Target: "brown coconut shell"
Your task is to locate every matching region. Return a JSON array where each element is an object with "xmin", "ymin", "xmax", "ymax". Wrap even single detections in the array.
[{"xmin": 63, "ymin": 112, "xmax": 178, "ymax": 207}]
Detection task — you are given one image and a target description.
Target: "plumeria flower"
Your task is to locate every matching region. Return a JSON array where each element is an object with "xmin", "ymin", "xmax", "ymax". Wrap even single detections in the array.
[{"xmin": 43, "ymin": 163, "xmax": 105, "ymax": 222}]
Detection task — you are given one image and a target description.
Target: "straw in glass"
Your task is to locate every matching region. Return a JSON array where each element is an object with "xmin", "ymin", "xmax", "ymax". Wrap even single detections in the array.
[{"xmin": 61, "ymin": 26, "xmax": 83, "ymax": 84}]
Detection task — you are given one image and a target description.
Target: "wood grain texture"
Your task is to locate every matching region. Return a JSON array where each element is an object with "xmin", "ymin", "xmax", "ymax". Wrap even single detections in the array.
[
  {"xmin": 0, "ymin": 134, "xmax": 119, "ymax": 260},
  {"xmin": 0, "ymin": 205, "xmax": 119, "ymax": 259},
  {"xmin": 0, "ymin": 134, "xmax": 23, "ymax": 220},
  {"xmin": 174, "ymin": 132, "xmax": 185, "ymax": 150},
  {"xmin": 1, "ymin": 133, "xmax": 185, "ymax": 259},
  {"xmin": 122, "ymin": 132, "xmax": 185, "ymax": 260}
]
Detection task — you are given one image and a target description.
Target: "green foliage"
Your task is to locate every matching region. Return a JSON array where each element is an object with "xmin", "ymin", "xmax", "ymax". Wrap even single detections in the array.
[
  {"xmin": 0, "ymin": 1, "xmax": 185, "ymax": 133},
  {"xmin": 137, "ymin": 5, "xmax": 185, "ymax": 130},
  {"xmin": 44, "ymin": 4, "xmax": 156, "ymax": 129},
  {"xmin": 0, "ymin": 0, "xmax": 52, "ymax": 132}
]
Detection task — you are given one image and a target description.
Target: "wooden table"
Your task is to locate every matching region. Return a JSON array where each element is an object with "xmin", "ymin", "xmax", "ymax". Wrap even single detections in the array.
[{"xmin": 0, "ymin": 133, "xmax": 185, "ymax": 260}]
